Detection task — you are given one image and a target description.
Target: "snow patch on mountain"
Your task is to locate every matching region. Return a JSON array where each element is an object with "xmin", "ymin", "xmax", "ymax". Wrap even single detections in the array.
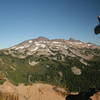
[{"xmin": 71, "ymin": 67, "xmax": 82, "ymax": 75}]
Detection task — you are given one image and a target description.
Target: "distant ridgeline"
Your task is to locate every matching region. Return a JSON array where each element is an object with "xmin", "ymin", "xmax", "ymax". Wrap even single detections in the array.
[{"xmin": 0, "ymin": 37, "xmax": 100, "ymax": 92}]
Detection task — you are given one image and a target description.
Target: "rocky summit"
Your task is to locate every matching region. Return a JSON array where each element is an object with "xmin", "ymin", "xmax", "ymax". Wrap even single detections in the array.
[
  {"xmin": 0, "ymin": 37, "xmax": 100, "ymax": 91},
  {"xmin": 3, "ymin": 37, "xmax": 100, "ymax": 59}
]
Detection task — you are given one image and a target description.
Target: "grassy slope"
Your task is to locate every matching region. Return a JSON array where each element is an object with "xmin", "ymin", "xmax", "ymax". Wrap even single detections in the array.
[{"xmin": 0, "ymin": 52, "xmax": 100, "ymax": 92}]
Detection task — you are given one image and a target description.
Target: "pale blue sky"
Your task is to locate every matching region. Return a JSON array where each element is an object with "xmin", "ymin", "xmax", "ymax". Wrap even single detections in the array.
[{"xmin": 0, "ymin": 0, "xmax": 100, "ymax": 49}]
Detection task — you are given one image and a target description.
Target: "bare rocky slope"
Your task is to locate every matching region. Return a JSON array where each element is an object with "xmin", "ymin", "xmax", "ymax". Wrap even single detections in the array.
[
  {"xmin": 0, "ymin": 81, "xmax": 66, "ymax": 100},
  {"xmin": 0, "ymin": 81, "xmax": 100, "ymax": 100}
]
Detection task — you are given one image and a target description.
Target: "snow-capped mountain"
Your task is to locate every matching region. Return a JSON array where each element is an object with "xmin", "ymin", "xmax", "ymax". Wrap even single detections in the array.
[
  {"xmin": 3, "ymin": 37, "xmax": 100, "ymax": 60},
  {"xmin": 0, "ymin": 37, "xmax": 100, "ymax": 91}
]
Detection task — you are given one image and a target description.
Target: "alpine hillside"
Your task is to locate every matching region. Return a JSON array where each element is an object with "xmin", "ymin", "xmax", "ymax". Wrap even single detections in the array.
[{"xmin": 0, "ymin": 37, "xmax": 100, "ymax": 92}]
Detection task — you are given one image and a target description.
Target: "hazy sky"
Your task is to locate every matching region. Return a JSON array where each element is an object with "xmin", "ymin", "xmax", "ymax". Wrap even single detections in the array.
[{"xmin": 0, "ymin": 0, "xmax": 100, "ymax": 49}]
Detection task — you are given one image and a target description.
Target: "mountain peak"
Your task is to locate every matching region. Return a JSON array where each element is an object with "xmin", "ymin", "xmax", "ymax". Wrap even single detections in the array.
[
  {"xmin": 35, "ymin": 37, "xmax": 49, "ymax": 41},
  {"xmin": 69, "ymin": 37, "xmax": 81, "ymax": 42},
  {"xmin": 3, "ymin": 37, "xmax": 100, "ymax": 60}
]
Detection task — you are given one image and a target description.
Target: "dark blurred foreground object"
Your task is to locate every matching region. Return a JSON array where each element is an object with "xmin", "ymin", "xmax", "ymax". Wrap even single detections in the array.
[
  {"xmin": 65, "ymin": 88, "xmax": 100, "ymax": 100},
  {"xmin": 94, "ymin": 16, "xmax": 100, "ymax": 34}
]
